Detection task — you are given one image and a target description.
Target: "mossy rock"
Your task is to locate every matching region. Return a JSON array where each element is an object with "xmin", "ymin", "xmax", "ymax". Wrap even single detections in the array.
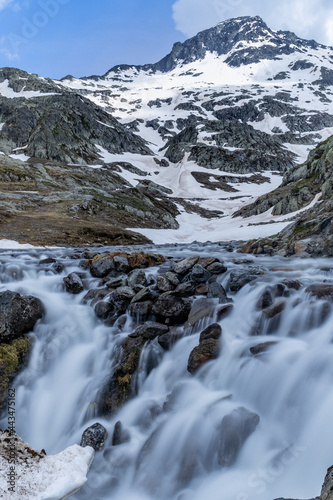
[{"xmin": 0, "ymin": 337, "xmax": 32, "ymax": 408}]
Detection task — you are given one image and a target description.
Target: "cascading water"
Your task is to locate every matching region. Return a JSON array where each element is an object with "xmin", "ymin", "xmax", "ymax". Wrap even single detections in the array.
[{"xmin": 1, "ymin": 244, "xmax": 333, "ymax": 500}]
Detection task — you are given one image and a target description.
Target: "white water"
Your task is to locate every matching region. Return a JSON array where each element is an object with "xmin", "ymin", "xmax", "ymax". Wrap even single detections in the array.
[{"xmin": 1, "ymin": 245, "xmax": 333, "ymax": 500}]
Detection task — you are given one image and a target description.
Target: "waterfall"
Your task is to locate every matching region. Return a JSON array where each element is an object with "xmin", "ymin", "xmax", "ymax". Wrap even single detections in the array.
[{"xmin": 1, "ymin": 245, "xmax": 333, "ymax": 500}]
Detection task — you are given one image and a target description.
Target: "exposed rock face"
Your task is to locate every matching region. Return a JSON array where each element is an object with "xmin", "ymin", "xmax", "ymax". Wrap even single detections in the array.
[
  {"xmin": 320, "ymin": 465, "xmax": 333, "ymax": 500},
  {"xmin": 80, "ymin": 423, "xmax": 108, "ymax": 451},
  {"xmin": 240, "ymin": 136, "xmax": 333, "ymax": 257},
  {"xmin": 217, "ymin": 407, "xmax": 260, "ymax": 467},
  {"xmin": 0, "ymin": 290, "xmax": 44, "ymax": 343}
]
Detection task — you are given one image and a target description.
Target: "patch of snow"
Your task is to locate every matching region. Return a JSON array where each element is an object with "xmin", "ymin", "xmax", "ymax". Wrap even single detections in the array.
[{"xmin": 0, "ymin": 80, "xmax": 58, "ymax": 99}]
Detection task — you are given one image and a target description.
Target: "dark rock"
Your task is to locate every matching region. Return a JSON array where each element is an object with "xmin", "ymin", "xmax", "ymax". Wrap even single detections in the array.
[
  {"xmin": 112, "ymin": 421, "xmax": 130, "ymax": 446},
  {"xmin": 217, "ymin": 407, "xmax": 260, "ymax": 467},
  {"xmin": 106, "ymin": 276, "xmax": 128, "ymax": 289},
  {"xmin": 229, "ymin": 268, "xmax": 266, "ymax": 292},
  {"xmin": 158, "ymin": 328, "xmax": 183, "ymax": 350},
  {"xmin": 82, "ymin": 288, "xmax": 109, "ymax": 305},
  {"xmin": 129, "ymin": 321, "xmax": 169, "ymax": 340},
  {"xmin": 52, "ymin": 262, "xmax": 65, "ymax": 274},
  {"xmin": 173, "ymin": 255, "xmax": 200, "ymax": 275},
  {"xmin": 185, "ymin": 298, "xmax": 216, "ymax": 329},
  {"xmin": 199, "ymin": 323, "xmax": 222, "ymax": 342},
  {"xmin": 113, "ymin": 256, "xmax": 130, "ymax": 273},
  {"xmin": 217, "ymin": 304, "xmax": 234, "ymax": 321},
  {"xmin": 128, "ymin": 269, "xmax": 147, "ymax": 289},
  {"xmin": 156, "ymin": 275, "xmax": 174, "ymax": 292},
  {"xmin": 128, "ymin": 301, "xmax": 153, "ymax": 321},
  {"xmin": 206, "ymin": 262, "xmax": 227, "ymax": 274},
  {"xmin": 173, "ymin": 281, "xmax": 197, "ymax": 297},
  {"xmin": 189, "ymin": 264, "xmax": 211, "ymax": 283},
  {"xmin": 63, "ymin": 273, "xmax": 84, "ymax": 294},
  {"xmin": 256, "ymin": 288, "xmax": 274, "ymax": 310},
  {"xmin": 282, "ymin": 279, "xmax": 301, "ymax": 290},
  {"xmin": 152, "ymin": 295, "xmax": 191, "ymax": 324},
  {"xmin": 187, "ymin": 337, "xmax": 220, "ymax": 374},
  {"xmin": 305, "ymin": 284, "xmax": 333, "ymax": 300},
  {"xmin": 0, "ymin": 291, "xmax": 44, "ymax": 343},
  {"xmin": 262, "ymin": 300, "xmax": 286, "ymax": 318},
  {"xmin": 165, "ymin": 272, "xmax": 180, "ymax": 286},
  {"xmin": 116, "ymin": 286, "xmax": 135, "ymax": 299},
  {"xmin": 94, "ymin": 300, "xmax": 113, "ymax": 321},
  {"xmin": 131, "ymin": 287, "xmax": 152, "ymax": 304},
  {"xmin": 207, "ymin": 283, "xmax": 229, "ymax": 303},
  {"xmin": 198, "ymin": 257, "xmax": 219, "ymax": 268},
  {"xmin": 80, "ymin": 423, "xmax": 108, "ymax": 451},
  {"xmin": 250, "ymin": 341, "xmax": 278, "ymax": 356},
  {"xmin": 90, "ymin": 256, "xmax": 114, "ymax": 278},
  {"xmin": 320, "ymin": 465, "xmax": 333, "ymax": 500}
]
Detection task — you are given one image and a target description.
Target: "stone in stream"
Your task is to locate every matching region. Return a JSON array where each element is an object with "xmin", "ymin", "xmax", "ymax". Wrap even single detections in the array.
[
  {"xmin": 185, "ymin": 298, "xmax": 216, "ymax": 329},
  {"xmin": 229, "ymin": 267, "xmax": 266, "ymax": 292},
  {"xmin": 80, "ymin": 423, "xmax": 108, "ymax": 451},
  {"xmin": 206, "ymin": 262, "xmax": 227, "ymax": 274},
  {"xmin": 129, "ymin": 321, "xmax": 169, "ymax": 340},
  {"xmin": 152, "ymin": 294, "xmax": 191, "ymax": 325},
  {"xmin": 173, "ymin": 255, "xmax": 200, "ymax": 275},
  {"xmin": 207, "ymin": 282, "xmax": 229, "ymax": 303},
  {"xmin": 90, "ymin": 255, "xmax": 115, "ymax": 278},
  {"xmin": 305, "ymin": 284, "xmax": 333, "ymax": 300},
  {"xmin": 156, "ymin": 275, "xmax": 174, "ymax": 292},
  {"xmin": 256, "ymin": 288, "xmax": 274, "ymax": 310},
  {"xmin": 63, "ymin": 273, "xmax": 84, "ymax": 294},
  {"xmin": 128, "ymin": 269, "xmax": 147, "ymax": 289},
  {"xmin": 112, "ymin": 421, "xmax": 130, "ymax": 446},
  {"xmin": 217, "ymin": 407, "xmax": 260, "ymax": 467},
  {"xmin": 262, "ymin": 300, "xmax": 286, "ymax": 319},
  {"xmin": 0, "ymin": 290, "xmax": 44, "ymax": 343},
  {"xmin": 113, "ymin": 255, "xmax": 130, "ymax": 273},
  {"xmin": 216, "ymin": 303, "xmax": 234, "ymax": 321},
  {"xmin": 250, "ymin": 341, "xmax": 278, "ymax": 356},
  {"xmin": 173, "ymin": 281, "xmax": 197, "ymax": 297},
  {"xmin": 189, "ymin": 264, "xmax": 211, "ymax": 283},
  {"xmin": 187, "ymin": 323, "xmax": 222, "ymax": 374}
]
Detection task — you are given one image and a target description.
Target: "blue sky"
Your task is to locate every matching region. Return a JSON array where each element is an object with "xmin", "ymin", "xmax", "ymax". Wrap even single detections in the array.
[{"xmin": 0, "ymin": 0, "xmax": 333, "ymax": 79}]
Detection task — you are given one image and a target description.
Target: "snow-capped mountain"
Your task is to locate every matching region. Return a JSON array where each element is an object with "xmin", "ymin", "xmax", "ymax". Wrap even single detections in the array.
[{"xmin": 1, "ymin": 16, "xmax": 333, "ymax": 245}]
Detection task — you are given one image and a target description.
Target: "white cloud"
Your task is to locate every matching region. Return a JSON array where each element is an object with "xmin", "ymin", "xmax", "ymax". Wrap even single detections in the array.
[{"xmin": 172, "ymin": 0, "xmax": 333, "ymax": 45}]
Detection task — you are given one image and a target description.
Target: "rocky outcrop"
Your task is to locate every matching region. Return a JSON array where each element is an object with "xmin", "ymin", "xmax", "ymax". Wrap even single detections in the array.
[{"xmin": 0, "ymin": 290, "xmax": 44, "ymax": 408}]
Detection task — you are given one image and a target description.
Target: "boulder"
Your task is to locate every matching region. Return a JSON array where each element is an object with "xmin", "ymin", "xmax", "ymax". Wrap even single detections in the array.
[
  {"xmin": 256, "ymin": 288, "xmax": 274, "ymax": 310},
  {"xmin": 207, "ymin": 283, "xmax": 229, "ymax": 303},
  {"xmin": 185, "ymin": 298, "xmax": 216, "ymax": 329},
  {"xmin": 173, "ymin": 281, "xmax": 197, "ymax": 297},
  {"xmin": 128, "ymin": 269, "xmax": 147, "ymax": 289},
  {"xmin": 262, "ymin": 300, "xmax": 286, "ymax": 319},
  {"xmin": 217, "ymin": 304, "xmax": 234, "ymax": 321},
  {"xmin": 187, "ymin": 323, "xmax": 222, "ymax": 374},
  {"xmin": 250, "ymin": 341, "xmax": 278, "ymax": 356},
  {"xmin": 306, "ymin": 284, "xmax": 333, "ymax": 300},
  {"xmin": 90, "ymin": 255, "xmax": 114, "ymax": 278},
  {"xmin": 217, "ymin": 407, "xmax": 260, "ymax": 467},
  {"xmin": 0, "ymin": 290, "xmax": 44, "ymax": 343},
  {"xmin": 173, "ymin": 255, "xmax": 200, "ymax": 275},
  {"xmin": 129, "ymin": 321, "xmax": 169, "ymax": 340},
  {"xmin": 112, "ymin": 421, "xmax": 130, "ymax": 446},
  {"xmin": 158, "ymin": 328, "xmax": 183, "ymax": 350},
  {"xmin": 229, "ymin": 268, "xmax": 266, "ymax": 292},
  {"xmin": 152, "ymin": 295, "xmax": 191, "ymax": 324},
  {"xmin": 131, "ymin": 287, "xmax": 152, "ymax": 304},
  {"xmin": 156, "ymin": 275, "xmax": 174, "ymax": 292},
  {"xmin": 199, "ymin": 257, "xmax": 219, "ymax": 268},
  {"xmin": 190, "ymin": 264, "xmax": 211, "ymax": 283},
  {"xmin": 128, "ymin": 300, "xmax": 153, "ymax": 321},
  {"xmin": 63, "ymin": 273, "xmax": 84, "ymax": 294},
  {"xmin": 113, "ymin": 255, "xmax": 130, "ymax": 273},
  {"xmin": 206, "ymin": 262, "xmax": 227, "ymax": 274},
  {"xmin": 80, "ymin": 423, "xmax": 108, "ymax": 451},
  {"xmin": 116, "ymin": 286, "xmax": 135, "ymax": 299}
]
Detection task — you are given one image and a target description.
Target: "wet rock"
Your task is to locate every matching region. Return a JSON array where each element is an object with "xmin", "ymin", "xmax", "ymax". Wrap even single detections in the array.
[
  {"xmin": 0, "ymin": 290, "xmax": 44, "ymax": 343},
  {"xmin": 106, "ymin": 276, "xmax": 128, "ymax": 289},
  {"xmin": 320, "ymin": 465, "xmax": 333, "ymax": 500},
  {"xmin": 52, "ymin": 262, "xmax": 65, "ymax": 274},
  {"xmin": 158, "ymin": 328, "xmax": 183, "ymax": 350},
  {"xmin": 94, "ymin": 300, "xmax": 113, "ymax": 320},
  {"xmin": 113, "ymin": 255, "xmax": 130, "ymax": 273},
  {"xmin": 217, "ymin": 304, "xmax": 234, "ymax": 321},
  {"xmin": 207, "ymin": 283, "xmax": 229, "ymax": 303},
  {"xmin": 173, "ymin": 255, "xmax": 200, "ymax": 275},
  {"xmin": 128, "ymin": 269, "xmax": 147, "ymax": 289},
  {"xmin": 256, "ymin": 288, "xmax": 274, "ymax": 310},
  {"xmin": 229, "ymin": 268, "xmax": 266, "ymax": 292},
  {"xmin": 98, "ymin": 335, "xmax": 145, "ymax": 416},
  {"xmin": 82, "ymin": 288, "xmax": 109, "ymax": 305},
  {"xmin": 131, "ymin": 287, "xmax": 152, "ymax": 304},
  {"xmin": 190, "ymin": 264, "xmax": 211, "ymax": 283},
  {"xmin": 198, "ymin": 257, "xmax": 219, "ymax": 268},
  {"xmin": 165, "ymin": 272, "xmax": 180, "ymax": 286},
  {"xmin": 282, "ymin": 279, "xmax": 301, "ymax": 290},
  {"xmin": 262, "ymin": 300, "xmax": 286, "ymax": 318},
  {"xmin": 152, "ymin": 295, "xmax": 191, "ymax": 325},
  {"xmin": 173, "ymin": 281, "xmax": 197, "ymax": 297},
  {"xmin": 129, "ymin": 321, "xmax": 169, "ymax": 340},
  {"xmin": 185, "ymin": 298, "xmax": 216, "ymax": 329},
  {"xmin": 0, "ymin": 337, "xmax": 32, "ymax": 408},
  {"xmin": 187, "ymin": 324, "xmax": 221, "ymax": 374},
  {"xmin": 196, "ymin": 284, "xmax": 209, "ymax": 295},
  {"xmin": 306, "ymin": 284, "xmax": 333, "ymax": 300},
  {"xmin": 250, "ymin": 341, "xmax": 278, "ymax": 356},
  {"xmin": 128, "ymin": 300, "xmax": 152, "ymax": 321},
  {"xmin": 80, "ymin": 423, "xmax": 108, "ymax": 451},
  {"xmin": 156, "ymin": 275, "xmax": 174, "ymax": 292},
  {"xmin": 90, "ymin": 256, "xmax": 115, "ymax": 278},
  {"xmin": 63, "ymin": 273, "xmax": 84, "ymax": 294},
  {"xmin": 112, "ymin": 421, "xmax": 130, "ymax": 446},
  {"xmin": 199, "ymin": 323, "xmax": 222, "ymax": 341},
  {"xmin": 116, "ymin": 286, "xmax": 135, "ymax": 299},
  {"xmin": 206, "ymin": 262, "xmax": 227, "ymax": 274},
  {"xmin": 217, "ymin": 407, "xmax": 260, "ymax": 467}
]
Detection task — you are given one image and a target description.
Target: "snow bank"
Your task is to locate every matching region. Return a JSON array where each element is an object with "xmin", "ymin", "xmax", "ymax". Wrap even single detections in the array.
[{"xmin": 0, "ymin": 431, "xmax": 94, "ymax": 500}]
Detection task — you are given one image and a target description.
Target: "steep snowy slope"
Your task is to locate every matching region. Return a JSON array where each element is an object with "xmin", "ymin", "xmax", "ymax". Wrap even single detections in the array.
[{"xmin": 1, "ymin": 16, "xmax": 333, "ymax": 244}]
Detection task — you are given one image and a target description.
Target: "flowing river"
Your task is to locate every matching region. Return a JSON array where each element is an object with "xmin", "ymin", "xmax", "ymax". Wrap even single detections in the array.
[{"xmin": 1, "ymin": 243, "xmax": 333, "ymax": 500}]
